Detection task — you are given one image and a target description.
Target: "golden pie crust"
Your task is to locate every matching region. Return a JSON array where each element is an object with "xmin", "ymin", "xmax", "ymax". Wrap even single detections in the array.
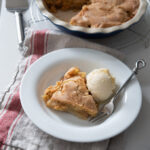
[{"xmin": 42, "ymin": 67, "xmax": 98, "ymax": 119}]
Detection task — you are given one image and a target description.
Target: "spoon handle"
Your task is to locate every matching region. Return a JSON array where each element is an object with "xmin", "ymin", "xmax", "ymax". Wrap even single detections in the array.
[
  {"xmin": 113, "ymin": 59, "xmax": 146, "ymax": 100},
  {"xmin": 15, "ymin": 11, "xmax": 24, "ymax": 46}
]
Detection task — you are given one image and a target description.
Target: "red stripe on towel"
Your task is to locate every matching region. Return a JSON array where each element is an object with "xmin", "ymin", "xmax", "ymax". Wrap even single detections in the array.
[
  {"xmin": 7, "ymin": 30, "xmax": 49, "ymax": 143},
  {"xmin": 7, "ymin": 30, "xmax": 48, "ymax": 142},
  {"xmin": 0, "ymin": 88, "xmax": 21, "ymax": 145},
  {"xmin": 0, "ymin": 85, "xmax": 19, "ymax": 118},
  {"xmin": 30, "ymin": 30, "xmax": 48, "ymax": 65},
  {"xmin": 6, "ymin": 110, "xmax": 24, "ymax": 143},
  {"xmin": 0, "ymin": 30, "xmax": 48, "ymax": 149}
]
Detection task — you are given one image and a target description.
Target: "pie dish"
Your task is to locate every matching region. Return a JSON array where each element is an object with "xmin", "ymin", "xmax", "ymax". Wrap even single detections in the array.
[
  {"xmin": 44, "ymin": 0, "xmax": 139, "ymax": 28},
  {"xmin": 20, "ymin": 48, "xmax": 142, "ymax": 142},
  {"xmin": 36, "ymin": 0, "xmax": 147, "ymax": 35}
]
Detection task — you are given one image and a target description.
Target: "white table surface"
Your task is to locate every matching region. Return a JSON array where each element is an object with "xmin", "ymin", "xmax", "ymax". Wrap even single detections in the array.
[
  {"xmin": 0, "ymin": 0, "xmax": 150, "ymax": 149},
  {"xmin": 0, "ymin": 0, "xmax": 20, "ymax": 92}
]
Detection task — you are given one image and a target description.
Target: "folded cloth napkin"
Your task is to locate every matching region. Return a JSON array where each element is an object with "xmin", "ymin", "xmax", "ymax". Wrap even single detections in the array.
[{"xmin": 0, "ymin": 29, "xmax": 124, "ymax": 150}]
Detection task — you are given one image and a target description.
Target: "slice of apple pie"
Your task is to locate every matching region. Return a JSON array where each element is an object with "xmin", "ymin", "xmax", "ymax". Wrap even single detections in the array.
[{"xmin": 42, "ymin": 67, "xmax": 98, "ymax": 119}]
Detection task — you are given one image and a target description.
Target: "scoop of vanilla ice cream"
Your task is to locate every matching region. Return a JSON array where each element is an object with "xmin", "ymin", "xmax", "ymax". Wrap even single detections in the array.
[{"xmin": 86, "ymin": 68, "xmax": 116, "ymax": 102}]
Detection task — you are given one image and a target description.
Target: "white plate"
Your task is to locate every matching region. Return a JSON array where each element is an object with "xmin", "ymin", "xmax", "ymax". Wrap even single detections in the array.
[{"xmin": 20, "ymin": 48, "xmax": 142, "ymax": 142}]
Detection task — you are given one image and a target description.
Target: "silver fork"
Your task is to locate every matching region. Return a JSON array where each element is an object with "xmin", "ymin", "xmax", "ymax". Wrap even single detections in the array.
[{"xmin": 89, "ymin": 59, "xmax": 146, "ymax": 123}]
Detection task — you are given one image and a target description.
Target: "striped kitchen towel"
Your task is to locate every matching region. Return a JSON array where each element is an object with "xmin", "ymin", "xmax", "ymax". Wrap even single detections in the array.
[{"xmin": 0, "ymin": 29, "xmax": 124, "ymax": 150}]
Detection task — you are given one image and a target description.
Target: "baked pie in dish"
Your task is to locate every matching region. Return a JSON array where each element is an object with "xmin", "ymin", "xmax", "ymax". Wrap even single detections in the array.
[
  {"xmin": 42, "ymin": 67, "xmax": 98, "ymax": 119},
  {"xmin": 37, "ymin": 0, "xmax": 147, "ymax": 34},
  {"xmin": 44, "ymin": 0, "xmax": 140, "ymax": 28}
]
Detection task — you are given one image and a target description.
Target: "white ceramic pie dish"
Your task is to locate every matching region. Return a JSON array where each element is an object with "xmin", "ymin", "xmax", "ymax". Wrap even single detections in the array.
[
  {"xmin": 36, "ymin": 0, "xmax": 147, "ymax": 35},
  {"xmin": 20, "ymin": 48, "xmax": 142, "ymax": 142}
]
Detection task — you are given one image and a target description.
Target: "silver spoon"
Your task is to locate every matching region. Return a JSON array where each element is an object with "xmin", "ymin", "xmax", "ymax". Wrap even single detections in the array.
[
  {"xmin": 6, "ymin": 0, "xmax": 29, "ymax": 46},
  {"xmin": 89, "ymin": 59, "xmax": 146, "ymax": 123}
]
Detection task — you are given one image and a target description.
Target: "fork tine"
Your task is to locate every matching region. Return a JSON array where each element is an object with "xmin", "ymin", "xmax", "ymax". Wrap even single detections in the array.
[
  {"xmin": 89, "ymin": 112, "xmax": 105, "ymax": 121},
  {"xmin": 91, "ymin": 114, "xmax": 108, "ymax": 123},
  {"xmin": 88, "ymin": 104, "xmax": 105, "ymax": 121},
  {"xmin": 90, "ymin": 113, "xmax": 108, "ymax": 123},
  {"xmin": 89, "ymin": 112, "xmax": 106, "ymax": 122}
]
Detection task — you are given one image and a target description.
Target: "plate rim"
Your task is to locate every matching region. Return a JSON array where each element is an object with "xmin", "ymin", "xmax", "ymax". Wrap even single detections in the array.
[{"xmin": 20, "ymin": 48, "xmax": 142, "ymax": 142}]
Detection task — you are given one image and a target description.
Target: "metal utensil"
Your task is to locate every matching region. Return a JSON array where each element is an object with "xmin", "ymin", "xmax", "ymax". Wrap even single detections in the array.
[
  {"xmin": 6, "ymin": 0, "xmax": 29, "ymax": 45},
  {"xmin": 89, "ymin": 59, "xmax": 146, "ymax": 123}
]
